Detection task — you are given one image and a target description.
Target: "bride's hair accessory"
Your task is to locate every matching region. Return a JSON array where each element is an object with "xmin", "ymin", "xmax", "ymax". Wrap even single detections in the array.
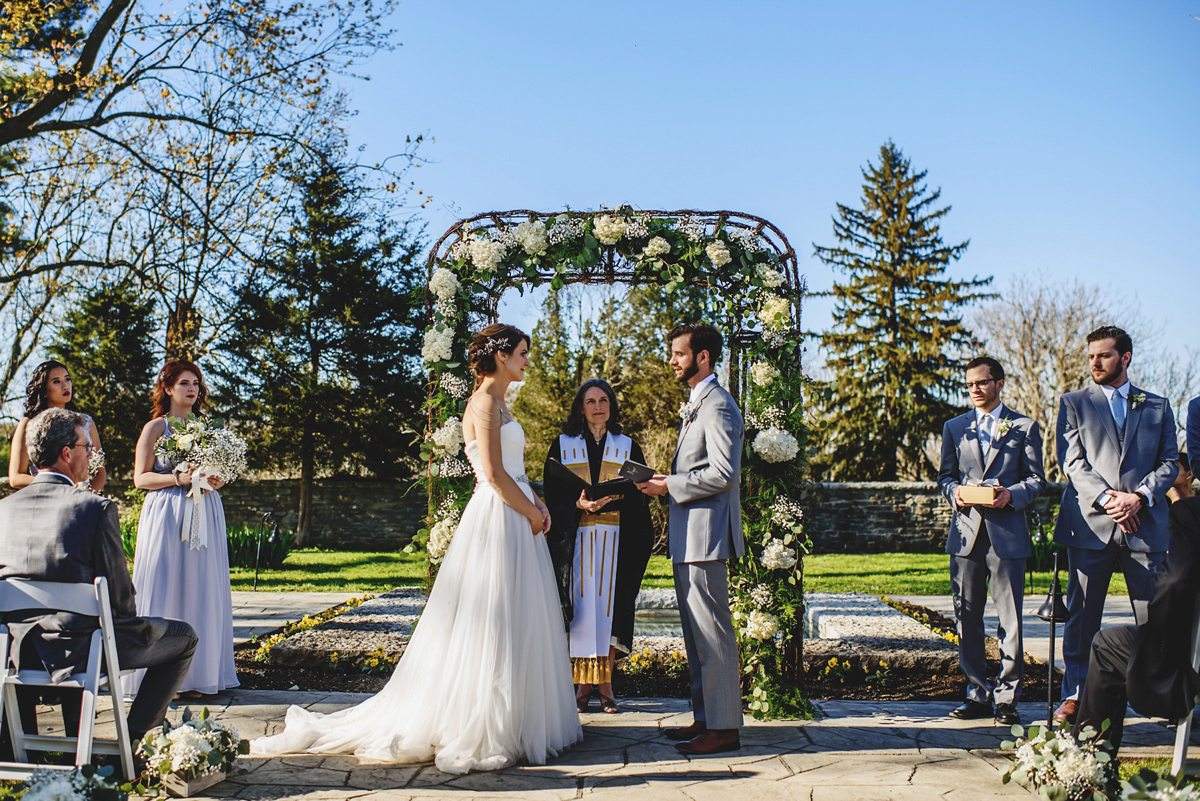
[{"xmin": 477, "ymin": 336, "xmax": 507, "ymax": 356}]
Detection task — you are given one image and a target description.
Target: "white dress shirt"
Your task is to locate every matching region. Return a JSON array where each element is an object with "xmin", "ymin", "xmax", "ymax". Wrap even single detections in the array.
[
  {"xmin": 690, "ymin": 373, "xmax": 718, "ymax": 402},
  {"xmin": 1098, "ymin": 380, "xmax": 1155, "ymax": 507}
]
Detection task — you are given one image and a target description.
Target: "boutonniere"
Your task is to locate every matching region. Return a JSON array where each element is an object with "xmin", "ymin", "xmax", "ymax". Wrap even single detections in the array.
[
  {"xmin": 1130, "ymin": 392, "xmax": 1146, "ymax": 408},
  {"xmin": 996, "ymin": 419, "xmax": 1013, "ymax": 439},
  {"xmin": 678, "ymin": 400, "xmax": 698, "ymax": 423}
]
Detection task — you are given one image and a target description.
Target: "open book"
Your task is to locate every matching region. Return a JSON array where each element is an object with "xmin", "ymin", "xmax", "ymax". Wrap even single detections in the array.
[{"xmin": 544, "ymin": 458, "xmax": 637, "ymax": 501}]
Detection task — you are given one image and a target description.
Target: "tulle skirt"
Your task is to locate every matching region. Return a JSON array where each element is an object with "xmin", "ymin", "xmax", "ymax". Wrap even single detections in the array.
[
  {"xmin": 251, "ymin": 482, "xmax": 581, "ymax": 774},
  {"xmin": 126, "ymin": 485, "xmax": 238, "ymax": 695}
]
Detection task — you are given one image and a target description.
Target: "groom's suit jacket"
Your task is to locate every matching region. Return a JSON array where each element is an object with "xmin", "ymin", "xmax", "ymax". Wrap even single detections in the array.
[
  {"xmin": 1053, "ymin": 384, "xmax": 1179, "ymax": 552},
  {"xmin": 665, "ymin": 379, "xmax": 745, "ymax": 563},
  {"xmin": 937, "ymin": 406, "xmax": 1045, "ymax": 559}
]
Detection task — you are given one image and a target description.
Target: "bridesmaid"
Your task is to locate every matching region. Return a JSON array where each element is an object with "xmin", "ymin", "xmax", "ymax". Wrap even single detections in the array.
[
  {"xmin": 8, "ymin": 360, "xmax": 107, "ymax": 493},
  {"xmin": 126, "ymin": 360, "xmax": 238, "ymax": 697}
]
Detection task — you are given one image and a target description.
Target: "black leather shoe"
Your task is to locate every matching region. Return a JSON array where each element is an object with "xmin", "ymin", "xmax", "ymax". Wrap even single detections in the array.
[
  {"xmin": 949, "ymin": 700, "xmax": 993, "ymax": 720},
  {"xmin": 994, "ymin": 703, "xmax": 1020, "ymax": 726}
]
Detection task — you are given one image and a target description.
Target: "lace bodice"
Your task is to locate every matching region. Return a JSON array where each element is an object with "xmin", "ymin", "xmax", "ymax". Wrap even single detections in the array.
[{"xmin": 464, "ymin": 421, "xmax": 528, "ymax": 485}]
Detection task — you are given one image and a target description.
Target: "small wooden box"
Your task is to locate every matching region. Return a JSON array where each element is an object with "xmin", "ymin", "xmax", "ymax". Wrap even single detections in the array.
[
  {"xmin": 959, "ymin": 485, "xmax": 1000, "ymax": 505},
  {"xmin": 162, "ymin": 770, "xmax": 226, "ymax": 797}
]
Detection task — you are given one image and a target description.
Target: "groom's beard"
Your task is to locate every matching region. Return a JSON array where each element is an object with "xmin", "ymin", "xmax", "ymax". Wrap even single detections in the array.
[{"xmin": 677, "ymin": 362, "xmax": 699, "ymax": 384}]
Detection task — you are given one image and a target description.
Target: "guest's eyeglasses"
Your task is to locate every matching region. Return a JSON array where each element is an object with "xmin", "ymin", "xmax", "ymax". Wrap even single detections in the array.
[
  {"xmin": 963, "ymin": 379, "xmax": 995, "ymax": 390},
  {"xmin": 72, "ymin": 441, "xmax": 95, "ymax": 454}
]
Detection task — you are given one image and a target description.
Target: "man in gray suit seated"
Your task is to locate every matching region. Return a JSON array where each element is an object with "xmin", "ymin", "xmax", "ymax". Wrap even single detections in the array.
[
  {"xmin": 0, "ymin": 408, "xmax": 198, "ymax": 751},
  {"xmin": 937, "ymin": 356, "xmax": 1045, "ymax": 726},
  {"xmin": 637, "ymin": 322, "xmax": 744, "ymax": 755},
  {"xmin": 1053, "ymin": 326, "xmax": 1178, "ymax": 722}
]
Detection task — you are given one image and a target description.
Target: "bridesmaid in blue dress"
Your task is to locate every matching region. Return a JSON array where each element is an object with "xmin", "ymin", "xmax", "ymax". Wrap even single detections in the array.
[
  {"xmin": 125, "ymin": 360, "xmax": 238, "ymax": 698},
  {"xmin": 8, "ymin": 360, "xmax": 107, "ymax": 493}
]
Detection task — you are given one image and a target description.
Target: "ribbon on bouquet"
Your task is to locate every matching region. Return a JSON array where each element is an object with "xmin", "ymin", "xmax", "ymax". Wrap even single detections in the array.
[{"xmin": 179, "ymin": 467, "xmax": 214, "ymax": 550}]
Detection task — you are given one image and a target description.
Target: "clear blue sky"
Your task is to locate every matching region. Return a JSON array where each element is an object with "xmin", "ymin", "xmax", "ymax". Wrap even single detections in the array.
[{"xmin": 345, "ymin": 1, "xmax": 1199, "ymax": 357}]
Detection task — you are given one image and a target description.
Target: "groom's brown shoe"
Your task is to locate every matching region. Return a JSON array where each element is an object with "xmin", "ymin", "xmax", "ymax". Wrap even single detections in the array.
[
  {"xmin": 663, "ymin": 721, "xmax": 707, "ymax": 741},
  {"xmin": 675, "ymin": 728, "xmax": 740, "ymax": 755}
]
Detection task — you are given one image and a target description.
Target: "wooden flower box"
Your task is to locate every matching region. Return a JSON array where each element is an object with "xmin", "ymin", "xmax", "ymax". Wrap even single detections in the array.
[{"xmin": 162, "ymin": 769, "xmax": 226, "ymax": 797}]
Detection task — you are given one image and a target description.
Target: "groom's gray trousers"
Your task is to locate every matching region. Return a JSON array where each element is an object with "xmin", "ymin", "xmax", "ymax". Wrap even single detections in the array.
[{"xmin": 673, "ymin": 561, "xmax": 742, "ymax": 730}]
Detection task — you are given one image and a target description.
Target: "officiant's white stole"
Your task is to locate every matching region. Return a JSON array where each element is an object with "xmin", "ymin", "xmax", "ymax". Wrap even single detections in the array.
[{"xmin": 559, "ymin": 433, "xmax": 631, "ymax": 682}]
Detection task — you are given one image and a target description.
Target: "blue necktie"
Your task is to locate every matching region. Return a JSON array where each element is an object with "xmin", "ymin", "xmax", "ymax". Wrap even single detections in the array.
[
  {"xmin": 979, "ymin": 414, "xmax": 993, "ymax": 454},
  {"xmin": 1110, "ymin": 391, "xmax": 1126, "ymax": 441}
]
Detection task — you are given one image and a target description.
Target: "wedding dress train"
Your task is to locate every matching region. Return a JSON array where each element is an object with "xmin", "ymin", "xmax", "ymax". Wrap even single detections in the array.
[{"xmin": 251, "ymin": 421, "xmax": 581, "ymax": 773}]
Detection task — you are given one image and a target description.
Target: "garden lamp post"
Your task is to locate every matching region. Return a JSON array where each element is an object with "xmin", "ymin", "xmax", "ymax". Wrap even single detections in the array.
[
  {"xmin": 1036, "ymin": 550, "xmax": 1070, "ymax": 728},
  {"xmin": 254, "ymin": 512, "xmax": 280, "ymax": 592},
  {"xmin": 1028, "ymin": 510, "xmax": 1042, "ymax": 594}
]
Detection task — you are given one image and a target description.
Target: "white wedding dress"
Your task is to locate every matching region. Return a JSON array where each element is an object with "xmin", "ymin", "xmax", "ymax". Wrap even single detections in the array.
[{"xmin": 251, "ymin": 421, "xmax": 581, "ymax": 774}]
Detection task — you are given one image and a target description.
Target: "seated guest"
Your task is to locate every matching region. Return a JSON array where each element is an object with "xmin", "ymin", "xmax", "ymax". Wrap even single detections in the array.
[
  {"xmin": 1167, "ymin": 451, "xmax": 1194, "ymax": 504},
  {"xmin": 0, "ymin": 408, "xmax": 198, "ymax": 751},
  {"xmin": 1075, "ymin": 495, "xmax": 1200, "ymax": 754}
]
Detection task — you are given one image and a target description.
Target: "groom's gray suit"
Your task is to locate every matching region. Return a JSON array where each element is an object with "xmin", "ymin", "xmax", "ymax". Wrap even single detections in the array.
[
  {"xmin": 1054, "ymin": 383, "xmax": 1179, "ymax": 700},
  {"xmin": 938, "ymin": 405, "xmax": 1045, "ymax": 706},
  {"xmin": 666, "ymin": 377, "xmax": 744, "ymax": 731}
]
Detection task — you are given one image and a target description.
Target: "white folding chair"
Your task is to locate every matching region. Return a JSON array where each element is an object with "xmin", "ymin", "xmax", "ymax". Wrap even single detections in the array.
[
  {"xmin": 1171, "ymin": 596, "xmax": 1200, "ymax": 776},
  {"xmin": 0, "ymin": 577, "xmax": 135, "ymax": 780}
]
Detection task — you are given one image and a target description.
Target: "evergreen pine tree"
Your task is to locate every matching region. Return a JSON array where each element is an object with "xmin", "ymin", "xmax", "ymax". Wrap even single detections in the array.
[
  {"xmin": 48, "ymin": 283, "xmax": 157, "ymax": 478},
  {"xmin": 814, "ymin": 141, "xmax": 991, "ymax": 480},
  {"xmin": 218, "ymin": 155, "xmax": 425, "ymax": 545}
]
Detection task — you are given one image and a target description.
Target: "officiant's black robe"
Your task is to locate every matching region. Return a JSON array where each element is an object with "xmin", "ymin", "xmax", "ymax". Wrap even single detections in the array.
[{"xmin": 543, "ymin": 435, "xmax": 653, "ymax": 654}]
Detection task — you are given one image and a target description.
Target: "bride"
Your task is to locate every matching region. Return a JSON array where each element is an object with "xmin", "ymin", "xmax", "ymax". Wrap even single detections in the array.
[{"xmin": 252, "ymin": 324, "xmax": 582, "ymax": 773}]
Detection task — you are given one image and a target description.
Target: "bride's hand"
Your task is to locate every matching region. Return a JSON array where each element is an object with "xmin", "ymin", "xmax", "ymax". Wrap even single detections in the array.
[{"xmin": 526, "ymin": 509, "xmax": 543, "ymax": 535}]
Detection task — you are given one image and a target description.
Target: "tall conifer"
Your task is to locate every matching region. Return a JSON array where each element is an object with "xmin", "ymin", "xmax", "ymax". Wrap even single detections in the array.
[{"xmin": 814, "ymin": 141, "xmax": 991, "ymax": 480}]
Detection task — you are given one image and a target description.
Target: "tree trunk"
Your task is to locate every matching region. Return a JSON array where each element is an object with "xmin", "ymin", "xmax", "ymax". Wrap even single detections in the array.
[
  {"xmin": 165, "ymin": 297, "xmax": 201, "ymax": 362},
  {"xmin": 296, "ymin": 414, "xmax": 315, "ymax": 546}
]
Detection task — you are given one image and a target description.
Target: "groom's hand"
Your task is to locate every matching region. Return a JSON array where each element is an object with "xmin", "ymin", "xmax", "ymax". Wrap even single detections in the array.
[{"xmin": 636, "ymin": 475, "xmax": 670, "ymax": 496}]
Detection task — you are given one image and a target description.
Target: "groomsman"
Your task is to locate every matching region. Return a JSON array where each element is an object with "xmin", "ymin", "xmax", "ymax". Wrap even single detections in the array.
[
  {"xmin": 1187, "ymin": 395, "xmax": 1199, "ymax": 476},
  {"xmin": 938, "ymin": 357, "xmax": 1045, "ymax": 726},
  {"xmin": 1053, "ymin": 326, "xmax": 1179, "ymax": 722}
]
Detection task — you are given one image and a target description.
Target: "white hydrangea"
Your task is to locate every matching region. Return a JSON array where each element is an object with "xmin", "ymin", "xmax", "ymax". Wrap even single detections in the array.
[
  {"xmin": 745, "ymin": 609, "xmax": 780, "ymax": 640},
  {"xmin": 593, "ymin": 214, "xmax": 627, "ymax": 245},
  {"xmin": 642, "ymin": 236, "xmax": 670, "ymax": 259},
  {"xmin": 752, "ymin": 427, "xmax": 800, "ymax": 463},
  {"xmin": 749, "ymin": 361, "xmax": 778, "ymax": 386},
  {"xmin": 757, "ymin": 294, "xmax": 790, "ymax": 330},
  {"xmin": 757, "ymin": 265, "xmax": 785, "ymax": 287},
  {"xmin": 514, "ymin": 219, "xmax": 549, "ymax": 256},
  {"xmin": 468, "ymin": 238, "xmax": 505, "ymax": 272},
  {"xmin": 428, "ymin": 267, "xmax": 460, "ymax": 303},
  {"xmin": 760, "ymin": 539, "xmax": 798, "ymax": 570},
  {"xmin": 432, "ymin": 416, "xmax": 464, "ymax": 456},
  {"xmin": 706, "ymin": 240, "xmax": 732, "ymax": 268},
  {"xmin": 439, "ymin": 372, "xmax": 471, "ymax": 399},
  {"xmin": 421, "ymin": 327, "xmax": 454, "ymax": 366},
  {"xmin": 427, "ymin": 506, "xmax": 462, "ymax": 562}
]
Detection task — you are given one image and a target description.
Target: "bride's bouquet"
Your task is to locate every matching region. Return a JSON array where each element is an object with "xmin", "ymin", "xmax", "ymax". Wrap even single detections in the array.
[{"xmin": 156, "ymin": 416, "xmax": 248, "ymax": 550}]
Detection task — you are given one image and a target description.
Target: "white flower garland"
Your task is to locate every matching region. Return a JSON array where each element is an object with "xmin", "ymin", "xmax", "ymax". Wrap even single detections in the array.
[
  {"xmin": 642, "ymin": 236, "xmax": 670, "ymax": 259},
  {"xmin": 431, "ymin": 417, "xmax": 464, "ymax": 456},
  {"xmin": 593, "ymin": 214, "xmax": 627, "ymax": 245},
  {"xmin": 745, "ymin": 609, "xmax": 780, "ymax": 640},
  {"xmin": 758, "ymin": 293, "xmax": 790, "ymax": 330},
  {"xmin": 752, "ymin": 427, "xmax": 799, "ymax": 463},
  {"xmin": 421, "ymin": 327, "xmax": 454, "ymax": 366},
  {"xmin": 749, "ymin": 361, "xmax": 779, "ymax": 386},
  {"xmin": 514, "ymin": 220, "xmax": 549, "ymax": 256},
  {"xmin": 706, "ymin": 240, "xmax": 732, "ymax": 268},
  {"xmin": 760, "ymin": 539, "xmax": 798, "ymax": 570}
]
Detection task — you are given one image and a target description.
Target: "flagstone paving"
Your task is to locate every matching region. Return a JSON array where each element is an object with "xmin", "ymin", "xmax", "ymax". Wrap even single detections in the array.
[{"xmin": 124, "ymin": 693, "xmax": 1191, "ymax": 800}]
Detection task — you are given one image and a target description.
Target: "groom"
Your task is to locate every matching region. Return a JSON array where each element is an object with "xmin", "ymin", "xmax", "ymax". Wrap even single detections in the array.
[{"xmin": 637, "ymin": 322, "xmax": 744, "ymax": 755}]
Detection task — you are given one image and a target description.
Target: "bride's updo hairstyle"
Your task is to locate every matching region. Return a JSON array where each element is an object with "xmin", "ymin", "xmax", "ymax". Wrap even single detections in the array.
[{"xmin": 468, "ymin": 323, "xmax": 529, "ymax": 385}]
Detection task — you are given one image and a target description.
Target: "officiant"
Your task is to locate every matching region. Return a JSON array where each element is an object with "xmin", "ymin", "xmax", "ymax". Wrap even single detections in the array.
[{"xmin": 544, "ymin": 378, "xmax": 653, "ymax": 715}]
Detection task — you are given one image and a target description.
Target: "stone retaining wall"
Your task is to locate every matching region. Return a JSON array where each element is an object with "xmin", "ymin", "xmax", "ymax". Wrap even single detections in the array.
[{"xmin": 0, "ymin": 477, "xmax": 1065, "ymax": 553}]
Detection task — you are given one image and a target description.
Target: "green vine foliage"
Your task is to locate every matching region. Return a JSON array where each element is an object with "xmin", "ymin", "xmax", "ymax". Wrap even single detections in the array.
[{"xmin": 416, "ymin": 207, "xmax": 814, "ymax": 717}]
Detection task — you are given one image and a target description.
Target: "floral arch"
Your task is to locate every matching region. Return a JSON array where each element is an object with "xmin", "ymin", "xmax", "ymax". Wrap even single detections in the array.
[{"xmin": 416, "ymin": 207, "xmax": 814, "ymax": 717}]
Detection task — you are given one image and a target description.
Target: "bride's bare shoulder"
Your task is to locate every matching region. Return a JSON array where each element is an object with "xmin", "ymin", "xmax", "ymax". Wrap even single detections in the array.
[{"xmin": 465, "ymin": 392, "xmax": 504, "ymax": 431}]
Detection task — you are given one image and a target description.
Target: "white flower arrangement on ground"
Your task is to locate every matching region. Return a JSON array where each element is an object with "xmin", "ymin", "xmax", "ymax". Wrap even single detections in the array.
[
  {"xmin": 749, "ymin": 361, "xmax": 779, "ymax": 386},
  {"xmin": 514, "ymin": 220, "xmax": 549, "ymax": 256},
  {"xmin": 468, "ymin": 238, "xmax": 506, "ymax": 272},
  {"xmin": 1000, "ymin": 724, "xmax": 1111, "ymax": 800},
  {"xmin": 752, "ymin": 427, "xmax": 800, "ymax": 463},
  {"xmin": 642, "ymin": 236, "xmax": 670, "ymax": 259},
  {"xmin": 593, "ymin": 214, "xmax": 627, "ymax": 245},
  {"xmin": 760, "ymin": 539, "xmax": 798, "ymax": 571},
  {"xmin": 745, "ymin": 609, "xmax": 780, "ymax": 640},
  {"xmin": 422, "ymin": 327, "xmax": 454, "ymax": 366},
  {"xmin": 431, "ymin": 416, "xmax": 464, "ymax": 457},
  {"xmin": 139, "ymin": 707, "xmax": 248, "ymax": 783},
  {"xmin": 1122, "ymin": 779, "xmax": 1200, "ymax": 800},
  {"xmin": 770, "ymin": 496, "xmax": 805, "ymax": 529},
  {"xmin": 757, "ymin": 294, "xmax": 790, "ymax": 330},
  {"xmin": 21, "ymin": 766, "xmax": 126, "ymax": 801},
  {"xmin": 427, "ymin": 503, "xmax": 462, "ymax": 562},
  {"xmin": 438, "ymin": 372, "xmax": 471, "ymax": 400},
  {"xmin": 706, "ymin": 240, "xmax": 731, "ymax": 268}
]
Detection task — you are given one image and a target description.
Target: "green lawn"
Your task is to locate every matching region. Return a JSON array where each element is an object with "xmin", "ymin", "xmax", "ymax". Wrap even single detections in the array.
[{"xmin": 235, "ymin": 550, "xmax": 1124, "ymax": 597}]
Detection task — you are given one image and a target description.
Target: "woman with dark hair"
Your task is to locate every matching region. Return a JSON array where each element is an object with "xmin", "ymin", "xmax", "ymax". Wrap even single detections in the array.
[
  {"xmin": 125, "ymin": 360, "xmax": 237, "ymax": 698},
  {"xmin": 543, "ymin": 378, "xmax": 653, "ymax": 714},
  {"xmin": 253, "ymin": 323, "xmax": 581, "ymax": 774},
  {"xmin": 8, "ymin": 360, "xmax": 107, "ymax": 492}
]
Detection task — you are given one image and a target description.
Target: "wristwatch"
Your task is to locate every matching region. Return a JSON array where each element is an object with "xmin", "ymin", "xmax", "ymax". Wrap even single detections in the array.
[{"xmin": 1135, "ymin": 491, "xmax": 1149, "ymax": 508}]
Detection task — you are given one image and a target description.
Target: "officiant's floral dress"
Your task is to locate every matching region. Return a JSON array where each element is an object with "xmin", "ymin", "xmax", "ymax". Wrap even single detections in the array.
[{"xmin": 125, "ymin": 417, "xmax": 237, "ymax": 696}]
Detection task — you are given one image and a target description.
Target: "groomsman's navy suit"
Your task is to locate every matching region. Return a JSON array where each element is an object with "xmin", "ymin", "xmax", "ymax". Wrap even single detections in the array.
[
  {"xmin": 938, "ymin": 404, "xmax": 1045, "ymax": 707},
  {"xmin": 1186, "ymin": 395, "xmax": 1200, "ymax": 466}
]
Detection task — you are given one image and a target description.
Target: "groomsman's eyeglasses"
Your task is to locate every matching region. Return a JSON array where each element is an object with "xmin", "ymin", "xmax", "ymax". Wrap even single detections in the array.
[{"xmin": 963, "ymin": 379, "xmax": 996, "ymax": 390}]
